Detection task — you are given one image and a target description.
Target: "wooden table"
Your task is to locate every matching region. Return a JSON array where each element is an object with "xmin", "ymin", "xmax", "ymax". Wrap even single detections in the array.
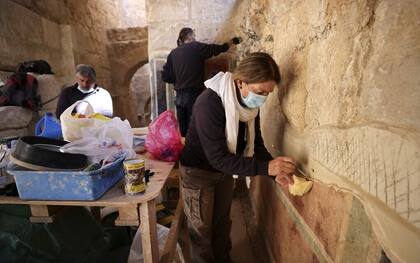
[{"xmin": 0, "ymin": 153, "xmax": 175, "ymax": 263}]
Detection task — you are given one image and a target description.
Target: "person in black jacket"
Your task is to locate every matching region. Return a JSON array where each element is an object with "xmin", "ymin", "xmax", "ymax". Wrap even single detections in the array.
[
  {"xmin": 55, "ymin": 64, "xmax": 113, "ymax": 119},
  {"xmin": 179, "ymin": 52, "xmax": 296, "ymax": 262},
  {"xmin": 162, "ymin": 27, "xmax": 241, "ymax": 136}
]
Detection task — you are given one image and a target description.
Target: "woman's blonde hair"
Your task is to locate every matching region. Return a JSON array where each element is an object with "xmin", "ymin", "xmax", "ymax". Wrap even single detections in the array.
[{"xmin": 233, "ymin": 52, "xmax": 281, "ymax": 84}]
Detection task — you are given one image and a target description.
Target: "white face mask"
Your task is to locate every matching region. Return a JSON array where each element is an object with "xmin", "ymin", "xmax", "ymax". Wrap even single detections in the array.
[{"xmin": 77, "ymin": 84, "xmax": 95, "ymax": 94}]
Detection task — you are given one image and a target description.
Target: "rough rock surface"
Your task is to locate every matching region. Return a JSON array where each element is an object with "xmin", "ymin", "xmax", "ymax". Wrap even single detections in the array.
[
  {"xmin": 129, "ymin": 63, "xmax": 151, "ymax": 127},
  {"xmin": 0, "ymin": 0, "xmax": 75, "ymax": 86},
  {"xmin": 225, "ymin": 0, "xmax": 419, "ymax": 261},
  {"xmin": 0, "ymin": 106, "xmax": 33, "ymax": 130},
  {"xmin": 106, "ymin": 26, "xmax": 148, "ymax": 123},
  {"xmin": 2, "ymin": 0, "xmax": 150, "ymax": 123},
  {"xmin": 30, "ymin": 74, "xmax": 62, "ymax": 114},
  {"xmin": 230, "ymin": 0, "xmax": 420, "ymax": 228}
]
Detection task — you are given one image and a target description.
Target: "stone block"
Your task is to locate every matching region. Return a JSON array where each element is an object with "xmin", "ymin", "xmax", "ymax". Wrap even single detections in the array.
[
  {"xmin": 359, "ymin": 1, "xmax": 420, "ymax": 130},
  {"xmin": 9, "ymin": 0, "xmax": 70, "ymax": 24},
  {"xmin": 188, "ymin": 20, "xmax": 229, "ymax": 43},
  {"xmin": 0, "ymin": 1, "xmax": 15, "ymax": 35},
  {"xmin": 148, "ymin": 19, "xmax": 232, "ymax": 56},
  {"xmin": 190, "ymin": 0, "xmax": 236, "ymax": 21},
  {"xmin": 32, "ymin": 74, "xmax": 61, "ymax": 111},
  {"xmin": 17, "ymin": 4, "xmax": 43, "ymax": 45},
  {"xmin": 120, "ymin": 0, "xmax": 146, "ymax": 28},
  {"xmin": 148, "ymin": 21, "xmax": 189, "ymax": 53},
  {"xmin": 0, "ymin": 128, "xmax": 29, "ymax": 138},
  {"xmin": 107, "ymin": 27, "xmax": 148, "ymax": 43},
  {"xmin": 146, "ymin": 0, "xmax": 190, "ymax": 23},
  {"xmin": 0, "ymin": 36, "xmax": 8, "ymax": 55},
  {"xmin": 0, "ymin": 71, "xmax": 10, "ymax": 82},
  {"xmin": 0, "ymin": 106, "xmax": 33, "ymax": 130},
  {"xmin": 41, "ymin": 17, "xmax": 62, "ymax": 49},
  {"xmin": 128, "ymin": 68, "xmax": 151, "ymax": 126}
]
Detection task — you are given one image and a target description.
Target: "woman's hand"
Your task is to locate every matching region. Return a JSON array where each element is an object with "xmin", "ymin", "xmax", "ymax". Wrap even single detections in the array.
[{"xmin": 268, "ymin": 157, "xmax": 296, "ymax": 186}]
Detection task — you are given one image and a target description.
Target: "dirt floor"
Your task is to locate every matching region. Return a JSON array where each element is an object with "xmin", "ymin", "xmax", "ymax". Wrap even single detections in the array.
[
  {"xmin": 230, "ymin": 178, "xmax": 270, "ymax": 263},
  {"xmin": 169, "ymin": 170, "xmax": 269, "ymax": 263}
]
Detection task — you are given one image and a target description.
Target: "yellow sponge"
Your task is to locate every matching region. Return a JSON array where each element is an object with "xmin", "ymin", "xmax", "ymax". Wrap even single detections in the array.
[{"xmin": 288, "ymin": 175, "xmax": 313, "ymax": 196}]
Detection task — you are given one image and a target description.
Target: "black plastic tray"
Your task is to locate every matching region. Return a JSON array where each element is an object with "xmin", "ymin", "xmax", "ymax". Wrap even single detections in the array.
[{"xmin": 11, "ymin": 136, "xmax": 87, "ymax": 170}]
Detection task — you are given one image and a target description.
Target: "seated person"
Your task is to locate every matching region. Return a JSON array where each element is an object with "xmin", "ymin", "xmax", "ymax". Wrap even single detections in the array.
[{"xmin": 55, "ymin": 64, "xmax": 113, "ymax": 119}]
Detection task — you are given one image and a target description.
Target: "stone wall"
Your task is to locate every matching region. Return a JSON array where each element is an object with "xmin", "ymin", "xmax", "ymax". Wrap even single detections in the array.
[
  {"xmin": 65, "ymin": 0, "xmax": 121, "ymax": 92},
  {"xmin": 118, "ymin": 0, "xmax": 147, "ymax": 28},
  {"xmin": 0, "ymin": 106, "xmax": 33, "ymax": 137},
  {"xmin": 145, "ymin": 0, "xmax": 239, "ymax": 119},
  {"xmin": 146, "ymin": 0, "xmax": 238, "ymax": 58},
  {"xmin": 225, "ymin": 0, "xmax": 420, "ymax": 262},
  {"xmin": 1, "ymin": 0, "xmax": 146, "ymax": 121},
  {"xmin": 129, "ymin": 63, "xmax": 151, "ymax": 127},
  {"xmin": 0, "ymin": 0, "xmax": 75, "ymax": 87},
  {"xmin": 106, "ymin": 26, "xmax": 148, "ymax": 124}
]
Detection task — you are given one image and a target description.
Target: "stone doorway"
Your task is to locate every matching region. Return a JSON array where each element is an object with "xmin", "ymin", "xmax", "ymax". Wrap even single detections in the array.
[{"xmin": 129, "ymin": 63, "xmax": 152, "ymax": 127}]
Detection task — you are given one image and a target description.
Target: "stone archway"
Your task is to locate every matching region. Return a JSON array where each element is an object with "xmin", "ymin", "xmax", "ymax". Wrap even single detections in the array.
[
  {"xmin": 106, "ymin": 27, "xmax": 148, "ymax": 126},
  {"xmin": 129, "ymin": 63, "xmax": 151, "ymax": 127}
]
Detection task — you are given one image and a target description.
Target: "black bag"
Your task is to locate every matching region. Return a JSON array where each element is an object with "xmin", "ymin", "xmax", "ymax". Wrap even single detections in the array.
[
  {"xmin": 16, "ymin": 60, "xmax": 54, "ymax": 75},
  {"xmin": 0, "ymin": 73, "xmax": 40, "ymax": 110}
]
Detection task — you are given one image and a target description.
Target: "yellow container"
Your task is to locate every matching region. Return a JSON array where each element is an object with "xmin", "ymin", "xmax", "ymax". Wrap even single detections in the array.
[{"xmin": 123, "ymin": 159, "xmax": 146, "ymax": 195}]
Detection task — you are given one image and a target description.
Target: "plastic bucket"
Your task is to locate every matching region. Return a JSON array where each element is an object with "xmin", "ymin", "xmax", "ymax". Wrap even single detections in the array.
[{"xmin": 35, "ymin": 113, "xmax": 62, "ymax": 139}]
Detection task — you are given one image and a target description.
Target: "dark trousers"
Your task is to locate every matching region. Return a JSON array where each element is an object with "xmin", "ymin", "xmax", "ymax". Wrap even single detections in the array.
[
  {"xmin": 179, "ymin": 164, "xmax": 234, "ymax": 263},
  {"xmin": 176, "ymin": 105, "xmax": 193, "ymax": 137},
  {"xmin": 175, "ymin": 87, "xmax": 203, "ymax": 137}
]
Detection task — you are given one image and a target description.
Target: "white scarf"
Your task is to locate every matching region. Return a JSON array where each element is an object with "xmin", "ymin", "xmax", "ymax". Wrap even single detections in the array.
[{"xmin": 204, "ymin": 72, "xmax": 259, "ymax": 157}]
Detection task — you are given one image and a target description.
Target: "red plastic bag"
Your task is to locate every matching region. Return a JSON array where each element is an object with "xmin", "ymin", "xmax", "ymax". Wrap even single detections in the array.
[{"xmin": 145, "ymin": 111, "xmax": 183, "ymax": 162}]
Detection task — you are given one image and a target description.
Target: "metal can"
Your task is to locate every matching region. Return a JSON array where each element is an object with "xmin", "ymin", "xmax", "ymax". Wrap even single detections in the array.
[{"xmin": 123, "ymin": 159, "xmax": 146, "ymax": 195}]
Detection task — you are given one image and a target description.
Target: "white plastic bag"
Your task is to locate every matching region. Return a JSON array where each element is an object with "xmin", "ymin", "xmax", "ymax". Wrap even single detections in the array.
[
  {"xmin": 0, "ymin": 144, "xmax": 14, "ymax": 188},
  {"xmin": 81, "ymin": 117, "xmax": 134, "ymax": 152},
  {"xmin": 127, "ymin": 224, "xmax": 184, "ymax": 263},
  {"xmin": 60, "ymin": 137, "xmax": 123, "ymax": 164},
  {"xmin": 60, "ymin": 100, "xmax": 109, "ymax": 142},
  {"xmin": 60, "ymin": 117, "xmax": 136, "ymax": 164}
]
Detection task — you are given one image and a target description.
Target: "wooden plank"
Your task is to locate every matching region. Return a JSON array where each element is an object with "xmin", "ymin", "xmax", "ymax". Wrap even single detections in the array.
[
  {"xmin": 140, "ymin": 199, "xmax": 159, "ymax": 263},
  {"xmin": 30, "ymin": 205, "xmax": 50, "ymax": 217},
  {"xmin": 29, "ymin": 205, "xmax": 64, "ymax": 223},
  {"xmin": 0, "ymin": 153, "xmax": 175, "ymax": 207},
  {"xmin": 29, "ymin": 216, "xmax": 54, "ymax": 223},
  {"xmin": 115, "ymin": 206, "xmax": 139, "ymax": 226},
  {"xmin": 132, "ymin": 127, "xmax": 149, "ymax": 135},
  {"xmin": 29, "ymin": 205, "xmax": 53, "ymax": 223},
  {"xmin": 160, "ymin": 200, "xmax": 184, "ymax": 263},
  {"xmin": 179, "ymin": 219, "xmax": 192, "ymax": 263}
]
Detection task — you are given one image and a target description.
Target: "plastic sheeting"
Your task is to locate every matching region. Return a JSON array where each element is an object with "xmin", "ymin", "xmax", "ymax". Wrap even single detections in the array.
[
  {"xmin": 0, "ymin": 205, "xmax": 132, "ymax": 263},
  {"xmin": 128, "ymin": 224, "xmax": 184, "ymax": 263}
]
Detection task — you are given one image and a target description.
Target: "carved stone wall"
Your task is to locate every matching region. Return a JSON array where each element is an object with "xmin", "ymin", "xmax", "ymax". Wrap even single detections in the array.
[{"xmin": 226, "ymin": 0, "xmax": 420, "ymax": 262}]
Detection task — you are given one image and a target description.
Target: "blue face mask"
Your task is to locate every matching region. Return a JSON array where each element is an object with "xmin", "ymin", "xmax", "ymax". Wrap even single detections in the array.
[{"xmin": 240, "ymin": 90, "xmax": 267, "ymax": 108}]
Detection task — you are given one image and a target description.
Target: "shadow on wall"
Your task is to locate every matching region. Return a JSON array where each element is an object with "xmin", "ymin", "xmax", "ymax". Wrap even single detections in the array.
[
  {"xmin": 274, "ymin": 55, "xmax": 313, "ymax": 173},
  {"xmin": 277, "ymin": 57, "xmax": 298, "ymax": 103}
]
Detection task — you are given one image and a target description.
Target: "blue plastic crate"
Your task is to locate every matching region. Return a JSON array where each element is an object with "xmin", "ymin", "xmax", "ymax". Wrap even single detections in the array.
[{"xmin": 7, "ymin": 157, "xmax": 125, "ymax": 201}]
